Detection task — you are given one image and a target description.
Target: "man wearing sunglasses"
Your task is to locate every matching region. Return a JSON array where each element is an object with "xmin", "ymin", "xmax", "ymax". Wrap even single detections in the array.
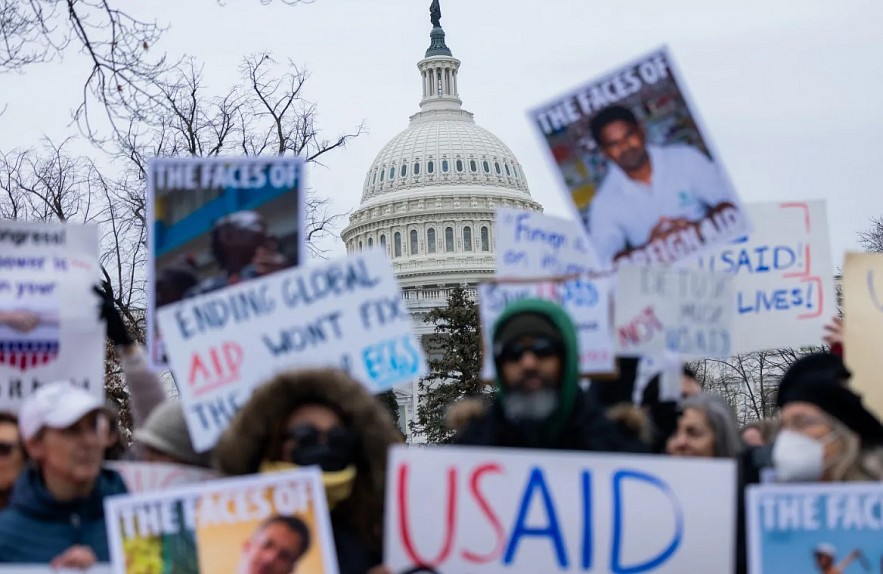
[
  {"xmin": 0, "ymin": 382, "xmax": 127, "ymax": 567},
  {"xmin": 455, "ymin": 298, "xmax": 644, "ymax": 451}
]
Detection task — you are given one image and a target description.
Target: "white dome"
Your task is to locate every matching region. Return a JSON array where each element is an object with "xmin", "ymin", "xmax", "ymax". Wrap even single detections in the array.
[{"xmin": 360, "ymin": 114, "xmax": 531, "ymax": 202}]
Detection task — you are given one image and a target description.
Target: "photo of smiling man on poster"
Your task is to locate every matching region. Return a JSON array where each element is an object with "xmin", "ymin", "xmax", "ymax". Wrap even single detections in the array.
[{"xmin": 531, "ymin": 47, "xmax": 751, "ymax": 269}]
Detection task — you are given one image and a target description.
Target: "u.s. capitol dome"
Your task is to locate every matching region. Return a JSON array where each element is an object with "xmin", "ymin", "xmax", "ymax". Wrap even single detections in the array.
[{"xmin": 341, "ymin": 11, "xmax": 542, "ymax": 323}]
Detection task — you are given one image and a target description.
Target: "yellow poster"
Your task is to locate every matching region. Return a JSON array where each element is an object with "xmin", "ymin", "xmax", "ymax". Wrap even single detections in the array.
[
  {"xmin": 105, "ymin": 468, "xmax": 338, "ymax": 574},
  {"xmin": 843, "ymin": 252, "xmax": 883, "ymax": 418}
]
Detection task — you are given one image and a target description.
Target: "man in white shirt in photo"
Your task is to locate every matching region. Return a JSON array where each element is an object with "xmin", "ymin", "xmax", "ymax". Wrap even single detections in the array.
[{"xmin": 586, "ymin": 105, "xmax": 739, "ymax": 266}]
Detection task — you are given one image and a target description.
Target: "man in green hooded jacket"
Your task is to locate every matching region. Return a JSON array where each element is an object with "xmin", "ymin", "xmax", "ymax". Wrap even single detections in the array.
[{"xmin": 455, "ymin": 298, "xmax": 646, "ymax": 451}]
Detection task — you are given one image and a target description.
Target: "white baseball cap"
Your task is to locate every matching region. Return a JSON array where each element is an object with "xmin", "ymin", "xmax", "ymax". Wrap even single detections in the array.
[
  {"xmin": 19, "ymin": 381, "xmax": 106, "ymax": 441},
  {"xmin": 814, "ymin": 543, "xmax": 836, "ymax": 557}
]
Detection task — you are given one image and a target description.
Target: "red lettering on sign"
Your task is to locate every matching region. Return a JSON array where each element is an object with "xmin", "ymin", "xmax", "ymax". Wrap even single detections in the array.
[
  {"xmin": 187, "ymin": 342, "xmax": 244, "ymax": 397},
  {"xmin": 397, "ymin": 463, "xmax": 457, "ymax": 568}
]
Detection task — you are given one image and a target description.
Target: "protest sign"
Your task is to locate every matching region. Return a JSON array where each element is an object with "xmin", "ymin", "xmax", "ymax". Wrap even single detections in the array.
[
  {"xmin": 494, "ymin": 208, "xmax": 599, "ymax": 278},
  {"xmin": 0, "ymin": 220, "xmax": 103, "ymax": 411},
  {"xmin": 747, "ymin": 483, "xmax": 883, "ymax": 574},
  {"xmin": 107, "ymin": 462, "xmax": 218, "ymax": 493},
  {"xmin": 385, "ymin": 445, "xmax": 736, "ymax": 573},
  {"xmin": 614, "ymin": 266, "xmax": 735, "ymax": 358},
  {"xmin": 156, "ymin": 248, "xmax": 427, "ymax": 452},
  {"xmin": 147, "ymin": 156, "xmax": 306, "ymax": 368},
  {"xmin": 843, "ymin": 252, "xmax": 883, "ymax": 418},
  {"xmin": 529, "ymin": 46, "xmax": 750, "ymax": 269},
  {"xmin": 695, "ymin": 201, "xmax": 834, "ymax": 354},
  {"xmin": 105, "ymin": 468, "xmax": 338, "ymax": 574},
  {"xmin": 0, "ymin": 567, "xmax": 112, "ymax": 573},
  {"xmin": 478, "ymin": 277, "xmax": 615, "ymax": 377}
]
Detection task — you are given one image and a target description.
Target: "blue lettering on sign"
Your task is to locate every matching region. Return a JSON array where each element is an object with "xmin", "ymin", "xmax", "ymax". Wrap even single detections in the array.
[
  {"xmin": 502, "ymin": 249, "xmax": 527, "ymax": 266},
  {"xmin": 611, "ymin": 470, "xmax": 683, "ymax": 573},
  {"xmin": 504, "ymin": 467, "xmax": 569, "ymax": 568},
  {"xmin": 514, "ymin": 213, "xmax": 566, "ymax": 250},
  {"xmin": 737, "ymin": 284, "xmax": 814, "ymax": 315},
  {"xmin": 361, "ymin": 335, "xmax": 420, "ymax": 387},
  {"xmin": 700, "ymin": 244, "xmax": 801, "ymax": 274},
  {"xmin": 560, "ymin": 279, "xmax": 599, "ymax": 308},
  {"xmin": 666, "ymin": 327, "xmax": 731, "ymax": 356}
]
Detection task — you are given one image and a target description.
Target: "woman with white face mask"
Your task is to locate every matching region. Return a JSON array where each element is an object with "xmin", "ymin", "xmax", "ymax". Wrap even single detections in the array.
[{"xmin": 774, "ymin": 360, "xmax": 883, "ymax": 483}]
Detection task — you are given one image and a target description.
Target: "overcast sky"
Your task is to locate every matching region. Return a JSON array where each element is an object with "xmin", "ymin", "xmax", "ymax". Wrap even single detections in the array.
[{"xmin": 2, "ymin": 0, "xmax": 881, "ymax": 267}]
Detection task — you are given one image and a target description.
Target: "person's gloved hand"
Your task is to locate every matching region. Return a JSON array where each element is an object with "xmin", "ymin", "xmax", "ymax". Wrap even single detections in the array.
[{"xmin": 93, "ymin": 282, "xmax": 133, "ymax": 347}]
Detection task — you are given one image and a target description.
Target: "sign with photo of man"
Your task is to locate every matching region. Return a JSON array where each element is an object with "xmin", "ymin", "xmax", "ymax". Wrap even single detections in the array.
[
  {"xmin": 147, "ymin": 156, "xmax": 305, "ymax": 368},
  {"xmin": 530, "ymin": 47, "xmax": 751, "ymax": 268},
  {"xmin": 747, "ymin": 483, "xmax": 881, "ymax": 574},
  {"xmin": 104, "ymin": 468, "xmax": 338, "ymax": 574}
]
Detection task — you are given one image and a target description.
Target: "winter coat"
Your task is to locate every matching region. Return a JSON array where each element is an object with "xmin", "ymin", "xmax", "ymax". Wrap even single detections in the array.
[
  {"xmin": 0, "ymin": 466, "xmax": 127, "ymax": 563},
  {"xmin": 456, "ymin": 298, "xmax": 647, "ymax": 453},
  {"xmin": 214, "ymin": 368, "xmax": 403, "ymax": 574}
]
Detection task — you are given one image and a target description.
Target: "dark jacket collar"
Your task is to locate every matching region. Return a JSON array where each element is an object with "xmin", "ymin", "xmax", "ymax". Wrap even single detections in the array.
[{"xmin": 8, "ymin": 465, "xmax": 127, "ymax": 521}]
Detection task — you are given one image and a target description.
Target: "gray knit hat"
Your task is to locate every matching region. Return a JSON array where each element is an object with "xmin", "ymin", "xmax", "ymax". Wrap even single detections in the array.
[{"xmin": 134, "ymin": 401, "xmax": 211, "ymax": 468}]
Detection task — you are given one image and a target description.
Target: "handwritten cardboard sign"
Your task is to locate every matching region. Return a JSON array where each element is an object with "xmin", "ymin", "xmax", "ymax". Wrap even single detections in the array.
[
  {"xmin": 156, "ymin": 248, "xmax": 427, "ymax": 452},
  {"xmin": 147, "ymin": 156, "xmax": 306, "ymax": 369},
  {"xmin": 494, "ymin": 208, "xmax": 599, "ymax": 278},
  {"xmin": 105, "ymin": 468, "xmax": 338, "ymax": 574},
  {"xmin": 478, "ymin": 277, "xmax": 615, "ymax": 378},
  {"xmin": 747, "ymin": 483, "xmax": 883, "ymax": 574},
  {"xmin": 529, "ymin": 46, "xmax": 750, "ymax": 269},
  {"xmin": 843, "ymin": 252, "xmax": 883, "ymax": 418},
  {"xmin": 0, "ymin": 221, "xmax": 103, "ymax": 411},
  {"xmin": 695, "ymin": 201, "xmax": 834, "ymax": 354},
  {"xmin": 614, "ymin": 266, "xmax": 735, "ymax": 358},
  {"xmin": 107, "ymin": 462, "xmax": 218, "ymax": 493},
  {"xmin": 385, "ymin": 445, "xmax": 736, "ymax": 573}
]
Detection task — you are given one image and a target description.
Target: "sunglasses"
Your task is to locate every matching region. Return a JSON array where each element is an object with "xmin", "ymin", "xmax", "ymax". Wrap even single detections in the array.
[
  {"xmin": 285, "ymin": 425, "xmax": 356, "ymax": 451},
  {"xmin": 0, "ymin": 441, "xmax": 19, "ymax": 457},
  {"xmin": 496, "ymin": 338, "xmax": 561, "ymax": 363}
]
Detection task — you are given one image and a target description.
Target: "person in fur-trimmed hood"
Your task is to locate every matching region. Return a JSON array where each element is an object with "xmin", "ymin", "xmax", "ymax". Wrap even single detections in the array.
[{"xmin": 214, "ymin": 368, "xmax": 402, "ymax": 574}]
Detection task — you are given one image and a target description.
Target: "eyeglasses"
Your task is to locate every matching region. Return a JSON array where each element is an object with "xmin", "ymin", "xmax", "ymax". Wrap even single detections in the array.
[
  {"xmin": 0, "ymin": 441, "xmax": 19, "ymax": 457},
  {"xmin": 496, "ymin": 338, "xmax": 561, "ymax": 363},
  {"xmin": 780, "ymin": 415, "xmax": 829, "ymax": 433}
]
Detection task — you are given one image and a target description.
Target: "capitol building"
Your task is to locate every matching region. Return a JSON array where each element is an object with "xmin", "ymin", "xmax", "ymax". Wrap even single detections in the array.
[{"xmin": 340, "ymin": 8, "xmax": 542, "ymax": 439}]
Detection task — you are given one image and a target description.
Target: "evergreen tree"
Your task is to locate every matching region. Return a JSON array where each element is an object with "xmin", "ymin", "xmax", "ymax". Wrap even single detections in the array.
[{"xmin": 410, "ymin": 286, "xmax": 489, "ymax": 443}]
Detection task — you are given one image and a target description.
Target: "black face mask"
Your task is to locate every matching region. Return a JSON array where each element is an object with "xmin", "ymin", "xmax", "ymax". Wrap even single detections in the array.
[{"xmin": 287, "ymin": 425, "xmax": 357, "ymax": 472}]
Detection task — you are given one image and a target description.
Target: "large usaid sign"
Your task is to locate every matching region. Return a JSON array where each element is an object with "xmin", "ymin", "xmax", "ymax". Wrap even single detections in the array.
[
  {"xmin": 156, "ymin": 248, "xmax": 427, "ymax": 452},
  {"xmin": 694, "ymin": 201, "xmax": 834, "ymax": 354},
  {"xmin": 748, "ymin": 483, "xmax": 883, "ymax": 574},
  {"xmin": 495, "ymin": 208, "xmax": 600, "ymax": 277},
  {"xmin": 478, "ymin": 276, "xmax": 615, "ymax": 378},
  {"xmin": 614, "ymin": 266, "xmax": 735, "ymax": 358},
  {"xmin": 385, "ymin": 446, "xmax": 736, "ymax": 573},
  {"xmin": 0, "ymin": 221, "xmax": 103, "ymax": 410}
]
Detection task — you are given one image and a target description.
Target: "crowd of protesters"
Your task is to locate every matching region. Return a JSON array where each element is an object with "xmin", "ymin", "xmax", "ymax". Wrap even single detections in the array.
[{"xmin": 0, "ymin": 284, "xmax": 880, "ymax": 574}]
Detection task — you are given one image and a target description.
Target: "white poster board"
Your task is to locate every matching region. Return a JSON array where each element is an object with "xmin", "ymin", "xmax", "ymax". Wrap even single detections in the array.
[
  {"xmin": 614, "ymin": 266, "xmax": 735, "ymax": 358},
  {"xmin": 747, "ymin": 483, "xmax": 883, "ymax": 574},
  {"xmin": 694, "ymin": 201, "xmax": 835, "ymax": 354},
  {"xmin": 0, "ymin": 221, "xmax": 103, "ymax": 410},
  {"xmin": 494, "ymin": 208, "xmax": 599, "ymax": 278},
  {"xmin": 105, "ymin": 469, "xmax": 338, "ymax": 574},
  {"xmin": 107, "ymin": 461, "xmax": 218, "ymax": 493},
  {"xmin": 385, "ymin": 445, "xmax": 736, "ymax": 573},
  {"xmin": 478, "ymin": 277, "xmax": 615, "ymax": 378},
  {"xmin": 156, "ymin": 248, "xmax": 427, "ymax": 452}
]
